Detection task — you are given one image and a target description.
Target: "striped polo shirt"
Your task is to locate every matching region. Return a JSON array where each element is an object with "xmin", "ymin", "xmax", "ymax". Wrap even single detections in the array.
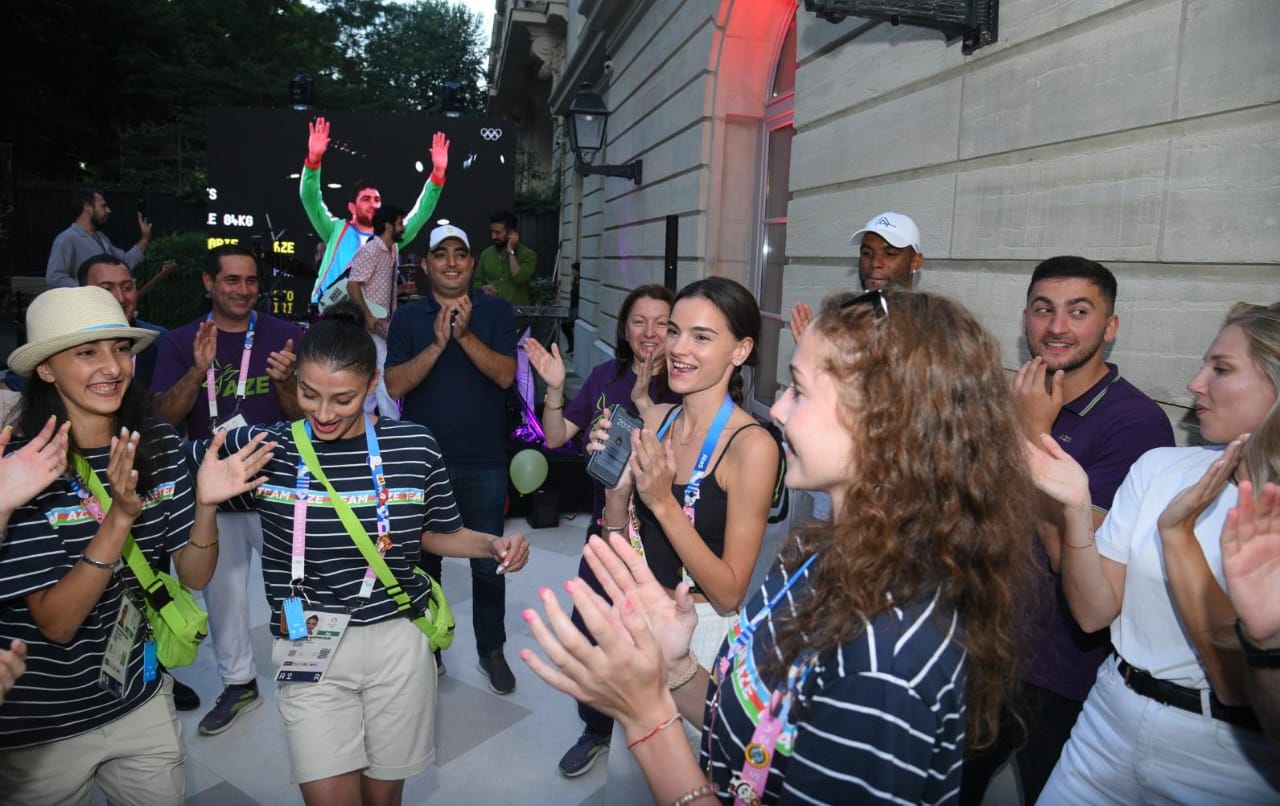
[
  {"xmin": 0, "ymin": 423, "xmax": 194, "ymax": 749},
  {"xmin": 703, "ymin": 537, "xmax": 968, "ymax": 804},
  {"xmin": 188, "ymin": 419, "xmax": 463, "ymax": 636}
]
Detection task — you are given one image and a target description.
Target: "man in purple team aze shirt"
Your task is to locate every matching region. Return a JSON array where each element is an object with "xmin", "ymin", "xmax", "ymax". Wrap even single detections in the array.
[{"xmin": 151, "ymin": 244, "xmax": 305, "ymax": 737}]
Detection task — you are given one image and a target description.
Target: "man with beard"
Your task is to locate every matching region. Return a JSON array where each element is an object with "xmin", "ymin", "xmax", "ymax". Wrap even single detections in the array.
[
  {"xmin": 959, "ymin": 255, "xmax": 1174, "ymax": 805},
  {"xmin": 46, "ymin": 189, "xmax": 152, "ymax": 288},
  {"xmin": 302, "ymin": 116, "xmax": 450, "ymax": 308},
  {"xmin": 474, "ymin": 209, "xmax": 536, "ymax": 307},
  {"xmin": 346, "ymin": 204, "xmax": 411, "ymax": 418},
  {"xmin": 150, "ymin": 244, "xmax": 305, "ymax": 737}
]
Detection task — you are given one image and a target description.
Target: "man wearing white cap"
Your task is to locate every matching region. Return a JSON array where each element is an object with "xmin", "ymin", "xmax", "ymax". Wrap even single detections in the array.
[
  {"xmin": 849, "ymin": 211, "xmax": 924, "ymax": 291},
  {"xmin": 385, "ymin": 221, "xmax": 519, "ymax": 694},
  {"xmin": 790, "ymin": 211, "xmax": 925, "ymax": 340}
]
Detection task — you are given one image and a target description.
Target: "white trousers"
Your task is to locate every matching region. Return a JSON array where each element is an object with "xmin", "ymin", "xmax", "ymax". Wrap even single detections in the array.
[
  {"xmin": 603, "ymin": 603, "xmax": 736, "ymax": 806},
  {"xmin": 1040, "ymin": 655, "xmax": 1280, "ymax": 805},
  {"xmin": 363, "ymin": 332, "xmax": 400, "ymax": 419},
  {"xmin": 202, "ymin": 511, "xmax": 265, "ymax": 686}
]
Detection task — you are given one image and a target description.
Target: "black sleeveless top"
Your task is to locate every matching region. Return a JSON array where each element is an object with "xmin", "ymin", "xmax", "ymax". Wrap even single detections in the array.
[{"xmin": 634, "ymin": 406, "xmax": 767, "ymax": 593}]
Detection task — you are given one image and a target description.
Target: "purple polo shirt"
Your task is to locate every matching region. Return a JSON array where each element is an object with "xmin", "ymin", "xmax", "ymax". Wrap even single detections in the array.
[{"xmin": 1024, "ymin": 363, "xmax": 1175, "ymax": 701}]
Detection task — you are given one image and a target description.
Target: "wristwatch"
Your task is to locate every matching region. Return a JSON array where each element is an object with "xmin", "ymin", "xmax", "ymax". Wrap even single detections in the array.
[
  {"xmin": 1236, "ymin": 619, "xmax": 1280, "ymax": 668},
  {"xmin": 507, "ymin": 249, "xmax": 517, "ymax": 256}
]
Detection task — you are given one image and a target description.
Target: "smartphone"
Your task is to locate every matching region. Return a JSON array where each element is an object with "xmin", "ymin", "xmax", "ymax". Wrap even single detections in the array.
[{"xmin": 586, "ymin": 405, "xmax": 643, "ymax": 488}]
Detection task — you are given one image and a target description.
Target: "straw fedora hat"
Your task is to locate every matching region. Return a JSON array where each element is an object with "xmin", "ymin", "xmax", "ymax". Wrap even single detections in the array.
[{"xmin": 6, "ymin": 286, "xmax": 160, "ymax": 377}]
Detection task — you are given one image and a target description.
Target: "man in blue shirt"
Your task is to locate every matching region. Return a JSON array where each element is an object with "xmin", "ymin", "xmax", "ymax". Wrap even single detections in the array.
[
  {"xmin": 385, "ymin": 222, "xmax": 519, "ymax": 693},
  {"xmin": 46, "ymin": 189, "xmax": 152, "ymax": 288}
]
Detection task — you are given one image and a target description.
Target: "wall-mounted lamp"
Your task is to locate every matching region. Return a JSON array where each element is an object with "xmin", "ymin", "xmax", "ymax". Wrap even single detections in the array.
[{"xmin": 565, "ymin": 83, "xmax": 642, "ymax": 185}]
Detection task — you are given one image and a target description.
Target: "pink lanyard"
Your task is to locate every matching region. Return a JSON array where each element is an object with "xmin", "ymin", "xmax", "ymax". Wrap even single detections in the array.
[
  {"xmin": 205, "ymin": 312, "xmax": 256, "ymax": 426},
  {"xmin": 290, "ymin": 417, "xmax": 393, "ymax": 599}
]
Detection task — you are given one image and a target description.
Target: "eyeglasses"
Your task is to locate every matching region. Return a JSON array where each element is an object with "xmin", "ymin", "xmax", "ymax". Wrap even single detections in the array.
[{"xmin": 839, "ymin": 288, "xmax": 889, "ymax": 319}]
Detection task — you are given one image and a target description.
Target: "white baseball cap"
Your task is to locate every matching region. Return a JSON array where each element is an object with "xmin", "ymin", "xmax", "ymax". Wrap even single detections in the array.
[
  {"xmin": 850, "ymin": 212, "xmax": 922, "ymax": 253},
  {"xmin": 428, "ymin": 219, "xmax": 470, "ymax": 250}
]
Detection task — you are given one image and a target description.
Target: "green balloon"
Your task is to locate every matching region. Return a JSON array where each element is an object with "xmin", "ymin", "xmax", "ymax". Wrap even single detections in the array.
[{"xmin": 509, "ymin": 449, "xmax": 549, "ymax": 495}]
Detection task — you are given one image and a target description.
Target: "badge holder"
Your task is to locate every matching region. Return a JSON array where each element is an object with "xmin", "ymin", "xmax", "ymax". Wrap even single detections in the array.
[
  {"xmin": 282, "ymin": 581, "xmax": 311, "ymax": 641},
  {"xmin": 99, "ymin": 596, "xmax": 144, "ymax": 698}
]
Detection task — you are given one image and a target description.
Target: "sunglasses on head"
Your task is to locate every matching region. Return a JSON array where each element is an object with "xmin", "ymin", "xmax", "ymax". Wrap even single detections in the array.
[{"xmin": 839, "ymin": 289, "xmax": 889, "ymax": 319}]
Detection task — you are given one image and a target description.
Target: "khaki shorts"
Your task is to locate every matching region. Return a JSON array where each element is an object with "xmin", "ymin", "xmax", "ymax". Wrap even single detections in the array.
[
  {"xmin": 272, "ymin": 616, "xmax": 437, "ymax": 784},
  {"xmin": 0, "ymin": 676, "xmax": 184, "ymax": 806}
]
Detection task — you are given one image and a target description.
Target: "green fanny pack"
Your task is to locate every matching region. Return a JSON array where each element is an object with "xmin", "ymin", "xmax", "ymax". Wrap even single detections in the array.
[{"xmin": 71, "ymin": 453, "xmax": 209, "ymax": 669}]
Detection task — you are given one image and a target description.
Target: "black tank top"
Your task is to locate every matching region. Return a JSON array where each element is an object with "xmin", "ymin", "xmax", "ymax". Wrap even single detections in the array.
[{"xmin": 634, "ymin": 407, "xmax": 767, "ymax": 593}]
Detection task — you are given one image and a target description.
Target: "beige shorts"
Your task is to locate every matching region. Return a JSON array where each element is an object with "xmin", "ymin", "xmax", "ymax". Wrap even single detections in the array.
[
  {"xmin": 0, "ymin": 676, "xmax": 184, "ymax": 806},
  {"xmin": 272, "ymin": 616, "xmax": 437, "ymax": 784}
]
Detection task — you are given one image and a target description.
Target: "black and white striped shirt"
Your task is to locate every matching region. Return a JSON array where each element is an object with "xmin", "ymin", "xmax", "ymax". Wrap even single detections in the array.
[
  {"xmin": 703, "ymin": 540, "xmax": 968, "ymax": 804},
  {"xmin": 0, "ymin": 424, "xmax": 194, "ymax": 749},
  {"xmin": 189, "ymin": 419, "xmax": 463, "ymax": 636}
]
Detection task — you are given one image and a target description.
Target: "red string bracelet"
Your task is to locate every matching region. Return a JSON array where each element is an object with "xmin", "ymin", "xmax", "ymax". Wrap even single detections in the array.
[{"xmin": 627, "ymin": 712, "xmax": 683, "ymax": 751}]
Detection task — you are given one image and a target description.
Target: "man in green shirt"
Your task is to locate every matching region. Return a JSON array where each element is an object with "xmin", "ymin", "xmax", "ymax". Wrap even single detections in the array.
[{"xmin": 474, "ymin": 209, "xmax": 536, "ymax": 306}]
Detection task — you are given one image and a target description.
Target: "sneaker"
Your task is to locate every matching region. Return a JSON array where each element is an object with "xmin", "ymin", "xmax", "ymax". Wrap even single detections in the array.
[
  {"xmin": 434, "ymin": 649, "xmax": 447, "ymax": 677},
  {"xmin": 477, "ymin": 650, "xmax": 516, "ymax": 695},
  {"xmin": 170, "ymin": 677, "xmax": 201, "ymax": 712},
  {"xmin": 198, "ymin": 681, "xmax": 262, "ymax": 735},
  {"xmin": 558, "ymin": 729, "xmax": 611, "ymax": 777}
]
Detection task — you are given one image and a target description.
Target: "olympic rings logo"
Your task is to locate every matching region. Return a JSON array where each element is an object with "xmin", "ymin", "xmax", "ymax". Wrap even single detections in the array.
[{"xmin": 480, "ymin": 128, "xmax": 503, "ymax": 141}]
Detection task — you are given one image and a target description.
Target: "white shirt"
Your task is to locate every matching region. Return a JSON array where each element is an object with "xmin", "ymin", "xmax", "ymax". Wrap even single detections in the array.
[{"xmin": 1097, "ymin": 445, "xmax": 1233, "ymax": 689}]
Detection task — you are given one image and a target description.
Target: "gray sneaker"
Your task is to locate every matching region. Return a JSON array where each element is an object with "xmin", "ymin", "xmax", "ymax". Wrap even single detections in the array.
[
  {"xmin": 558, "ymin": 729, "xmax": 611, "ymax": 777},
  {"xmin": 198, "ymin": 681, "xmax": 261, "ymax": 735}
]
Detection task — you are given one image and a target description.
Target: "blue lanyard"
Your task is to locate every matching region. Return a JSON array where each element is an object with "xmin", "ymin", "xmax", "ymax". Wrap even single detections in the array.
[
  {"xmin": 719, "ymin": 551, "xmax": 820, "ymax": 681},
  {"xmin": 293, "ymin": 416, "xmax": 392, "ymax": 598},
  {"xmin": 656, "ymin": 395, "xmax": 735, "ymax": 509}
]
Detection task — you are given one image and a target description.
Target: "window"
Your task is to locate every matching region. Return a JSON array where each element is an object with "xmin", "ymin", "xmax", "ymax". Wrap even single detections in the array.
[{"xmin": 751, "ymin": 18, "xmax": 796, "ymax": 411}]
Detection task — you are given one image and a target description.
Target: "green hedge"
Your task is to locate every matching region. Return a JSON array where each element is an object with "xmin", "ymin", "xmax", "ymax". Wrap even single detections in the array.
[{"xmin": 132, "ymin": 232, "xmax": 209, "ymax": 329}]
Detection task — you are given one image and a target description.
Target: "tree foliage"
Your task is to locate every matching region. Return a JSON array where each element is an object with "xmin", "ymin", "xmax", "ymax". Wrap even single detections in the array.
[{"xmin": 2, "ymin": 0, "xmax": 487, "ymax": 193}]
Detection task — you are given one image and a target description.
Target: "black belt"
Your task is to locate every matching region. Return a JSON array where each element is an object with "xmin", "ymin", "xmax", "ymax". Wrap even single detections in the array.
[{"xmin": 1118, "ymin": 658, "xmax": 1260, "ymax": 732}]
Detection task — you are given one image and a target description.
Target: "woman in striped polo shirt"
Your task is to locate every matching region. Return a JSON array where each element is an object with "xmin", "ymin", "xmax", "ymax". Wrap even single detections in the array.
[
  {"xmin": 0, "ymin": 286, "xmax": 272, "ymax": 805},
  {"xmin": 192, "ymin": 302, "xmax": 530, "ymax": 805},
  {"xmin": 524, "ymin": 289, "xmax": 1036, "ymax": 804}
]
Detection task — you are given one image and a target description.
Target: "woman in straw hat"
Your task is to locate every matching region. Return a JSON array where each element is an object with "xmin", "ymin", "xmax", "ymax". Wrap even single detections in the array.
[{"xmin": 0, "ymin": 286, "xmax": 273, "ymax": 805}]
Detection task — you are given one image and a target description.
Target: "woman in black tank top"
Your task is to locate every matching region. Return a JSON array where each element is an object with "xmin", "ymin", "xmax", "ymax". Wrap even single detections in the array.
[{"xmin": 594, "ymin": 277, "xmax": 779, "ymax": 617}]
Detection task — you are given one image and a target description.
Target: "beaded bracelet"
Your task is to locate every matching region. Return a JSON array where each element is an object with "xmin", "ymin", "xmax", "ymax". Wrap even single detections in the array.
[
  {"xmin": 626, "ymin": 712, "xmax": 682, "ymax": 751},
  {"xmin": 667, "ymin": 650, "xmax": 700, "ymax": 690},
  {"xmin": 671, "ymin": 783, "xmax": 717, "ymax": 806}
]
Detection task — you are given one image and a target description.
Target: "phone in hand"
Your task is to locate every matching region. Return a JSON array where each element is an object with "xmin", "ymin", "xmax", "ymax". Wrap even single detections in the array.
[{"xmin": 586, "ymin": 405, "xmax": 643, "ymax": 488}]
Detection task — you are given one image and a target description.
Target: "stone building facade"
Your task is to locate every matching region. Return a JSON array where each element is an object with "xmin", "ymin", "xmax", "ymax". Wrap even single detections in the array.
[{"xmin": 493, "ymin": 0, "xmax": 1278, "ymax": 436}]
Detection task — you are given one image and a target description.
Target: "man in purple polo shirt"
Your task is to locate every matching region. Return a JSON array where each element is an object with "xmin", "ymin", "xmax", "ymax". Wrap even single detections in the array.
[
  {"xmin": 151, "ymin": 244, "xmax": 305, "ymax": 737},
  {"xmin": 960, "ymin": 256, "xmax": 1175, "ymax": 805}
]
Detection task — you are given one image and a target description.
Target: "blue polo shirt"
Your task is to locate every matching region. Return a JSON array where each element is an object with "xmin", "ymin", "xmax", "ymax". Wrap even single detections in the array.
[
  {"xmin": 1024, "ymin": 362, "xmax": 1175, "ymax": 701},
  {"xmin": 385, "ymin": 290, "xmax": 516, "ymax": 468}
]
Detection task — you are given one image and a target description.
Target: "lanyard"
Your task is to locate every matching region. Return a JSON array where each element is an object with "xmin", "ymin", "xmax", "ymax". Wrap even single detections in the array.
[
  {"xmin": 205, "ymin": 311, "xmax": 256, "ymax": 425},
  {"xmin": 707, "ymin": 551, "xmax": 819, "ymax": 795},
  {"xmin": 291, "ymin": 416, "xmax": 392, "ymax": 599},
  {"xmin": 719, "ymin": 551, "xmax": 819, "ymax": 682},
  {"xmin": 67, "ymin": 468, "xmax": 109, "ymax": 524},
  {"xmin": 656, "ymin": 394, "xmax": 735, "ymax": 509}
]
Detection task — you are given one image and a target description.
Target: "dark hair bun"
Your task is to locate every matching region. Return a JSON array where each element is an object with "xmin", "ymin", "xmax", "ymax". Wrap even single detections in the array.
[{"xmin": 321, "ymin": 301, "xmax": 366, "ymax": 328}]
